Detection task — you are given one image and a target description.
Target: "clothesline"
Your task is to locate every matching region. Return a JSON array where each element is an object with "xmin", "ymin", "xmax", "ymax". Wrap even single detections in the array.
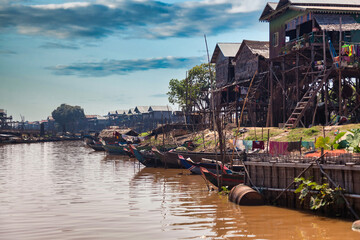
[{"xmin": 231, "ymin": 139, "xmax": 315, "ymax": 155}]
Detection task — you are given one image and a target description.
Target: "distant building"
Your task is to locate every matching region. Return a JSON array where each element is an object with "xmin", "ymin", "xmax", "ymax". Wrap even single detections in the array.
[{"xmin": 0, "ymin": 109, "xmax": 12, "ymax": 129}]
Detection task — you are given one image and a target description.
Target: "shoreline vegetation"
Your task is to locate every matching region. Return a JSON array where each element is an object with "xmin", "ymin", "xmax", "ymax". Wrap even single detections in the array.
[{"xmin": 139, "ymin": 123, "xmax": 360, "ymax": 153}]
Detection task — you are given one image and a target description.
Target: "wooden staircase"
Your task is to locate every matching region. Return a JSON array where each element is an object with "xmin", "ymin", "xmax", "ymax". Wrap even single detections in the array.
[{"xmin": 284, "ymin": 67, "xmax": 333, "ymax": 128}]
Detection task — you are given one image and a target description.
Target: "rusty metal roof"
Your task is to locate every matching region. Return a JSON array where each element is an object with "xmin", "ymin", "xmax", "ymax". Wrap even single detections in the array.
[
  {"xmin": 314, "ymin": 14, "xmax": 360, "ymax": 31},
  {"xmin": 242, "ymin": 40, "xmax": 270, "ymax": 59}
]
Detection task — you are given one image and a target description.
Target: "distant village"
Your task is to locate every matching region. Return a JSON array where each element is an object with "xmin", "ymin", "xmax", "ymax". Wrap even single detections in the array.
[{"xmin": 0, "ymin": 106, "xmax": 184, "ymax": 133}]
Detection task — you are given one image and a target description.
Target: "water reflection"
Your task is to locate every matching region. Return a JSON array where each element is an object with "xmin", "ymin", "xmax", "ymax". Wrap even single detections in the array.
[{"xmin": 0, "ymin": 141, "xmax": 359, "ymax": 239}]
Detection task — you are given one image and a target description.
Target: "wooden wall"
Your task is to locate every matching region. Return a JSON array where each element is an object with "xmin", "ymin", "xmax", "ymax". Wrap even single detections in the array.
[
  {"xmin": 215, "ymin": 53, "xmax": 233, "ymax": 88},
  {"xmin": 235, "ymin": 46, "xmax": 259, "ymax": 81},
  {"xmin": 244, "ymin": 161, "xmax": 360, "ymax": 218}
]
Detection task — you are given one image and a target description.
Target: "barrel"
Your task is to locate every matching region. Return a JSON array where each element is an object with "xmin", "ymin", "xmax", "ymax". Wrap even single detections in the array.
[
  {"xmin": 352, "ymin": 220, "xmax": 360, "ymax": 232},
  {"xmin": 228, "ymin": 185, "xmax": 264, "ymax": 206}
]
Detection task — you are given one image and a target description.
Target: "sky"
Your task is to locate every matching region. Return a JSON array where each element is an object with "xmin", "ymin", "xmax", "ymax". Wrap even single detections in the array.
[{"xmin": 0, "ymin": 0, "xmax": 270, "ymax": 121}]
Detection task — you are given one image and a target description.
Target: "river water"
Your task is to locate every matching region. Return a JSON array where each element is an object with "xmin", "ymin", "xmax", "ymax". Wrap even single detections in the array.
[{"xmin": 0, "ymin": 141, "xmax": 359, "ymax": 240}]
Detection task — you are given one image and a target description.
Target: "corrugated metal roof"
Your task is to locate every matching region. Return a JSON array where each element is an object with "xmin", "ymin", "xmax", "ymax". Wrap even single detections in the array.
[
  {"xmin": 116, "ymin": 109, "xmax": 126, "ymax": 114},
  {"xmin": 210, "ymin": 43, "xmax": 241, "ymax": 63},
  {"xmin": 261, "ymin": 0, "xmax": 360, "ymax": 21},
  {"xmin": 290, "ymin": 0, "xmax": 360, "ymax": 5},
  {"xmin": 259, "ymin": 2, "xmax": 279, "ymax": 21},
  {"xmin": 292, "ymin": 5, "xmax": 360, "ymax": 13},
  {"xmin": 242, "ymin": 40, "xmax": 270, "ymax": 59},
  {"xmin": 268, "ymin": 2, "xmax": 278, "ymax": 10},
  {"xmin": 149, "ymin": 106, "xmax": 173, "ymax": 112},
  {"xmin": 218, "ymin": 43, "xmax": 241, "ymax": 57},
  {"xmin": 314, "ymin": 14, "xmax": 360, "ymax": 31}
]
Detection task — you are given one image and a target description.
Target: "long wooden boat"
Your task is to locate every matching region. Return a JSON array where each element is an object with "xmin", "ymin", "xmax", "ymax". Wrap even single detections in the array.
[
  {"xmin": 102, "ymin": 141, "xmax": 128, "ymax": 155},
  {"xmin": 129, "ymin": 145, "xmax": 163, "ymax": 167},
  {"xmin": 179, "ymin": 155, "xmax": 244, "ymax": 175},
  {"xmin": 165, "ymin": 150, "xmax": 244, "ymax": 164},
  {"xmin": 200, "ymin": 166, "xmax": 245, "ymax": 189}
]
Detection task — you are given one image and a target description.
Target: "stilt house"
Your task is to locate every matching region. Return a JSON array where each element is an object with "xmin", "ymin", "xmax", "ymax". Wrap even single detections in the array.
[
  {"xmin": 260, "ymin": 0, "xmax": 360, "ymax": 128},
  {"xmin": 211, "ymin": 41, "xmax": 270, "ymax": 126}
]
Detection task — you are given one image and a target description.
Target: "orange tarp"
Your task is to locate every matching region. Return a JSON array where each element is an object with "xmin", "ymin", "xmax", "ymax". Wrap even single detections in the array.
[{"xmin": 304, "ymin": 149, "xmax": 347, "ymax": 158}]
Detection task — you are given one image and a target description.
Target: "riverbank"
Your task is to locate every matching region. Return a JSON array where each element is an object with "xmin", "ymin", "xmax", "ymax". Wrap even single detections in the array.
[{"xmin": 142, "ymin": 123, "xmax": 360, "ymax": 152}]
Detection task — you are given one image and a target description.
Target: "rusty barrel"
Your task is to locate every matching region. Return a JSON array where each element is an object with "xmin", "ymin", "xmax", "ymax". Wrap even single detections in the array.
[{"xmin": 228, "ymin": 184, "xmax": 264, "ymax": 206}]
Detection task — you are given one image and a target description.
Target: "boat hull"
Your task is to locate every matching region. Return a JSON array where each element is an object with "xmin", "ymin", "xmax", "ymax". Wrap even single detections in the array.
[{"xmin": 200, "ymin": 167, "xmax": 245, "ymax": 189}]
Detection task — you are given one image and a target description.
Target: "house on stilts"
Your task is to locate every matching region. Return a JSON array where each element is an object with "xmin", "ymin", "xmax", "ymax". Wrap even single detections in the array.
[
  {"xmin": 260, "ymin": 0, "xmax": 360, "ymax": 128},
  {"xmin": 211, "ymin": 41, "xmax": 270, "ymax": 127}
]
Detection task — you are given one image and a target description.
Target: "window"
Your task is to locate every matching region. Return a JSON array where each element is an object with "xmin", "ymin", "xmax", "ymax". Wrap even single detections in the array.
[{"xmin": 273, "ymin": 32, "xmax": 279, "ymax": 47}]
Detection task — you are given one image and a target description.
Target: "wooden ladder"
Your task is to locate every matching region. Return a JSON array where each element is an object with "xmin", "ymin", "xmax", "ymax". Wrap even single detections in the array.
[
  {"xmin": 247, "ymin": 73, "xmax": 266, "ymax": 103},
  {"xmin": 284, "ymin": 67, "xmax": 333, "ymax": 128}
]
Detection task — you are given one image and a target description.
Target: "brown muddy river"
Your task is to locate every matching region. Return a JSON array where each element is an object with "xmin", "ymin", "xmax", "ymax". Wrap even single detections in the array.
[{"xmin": 0, "ymin": 141, "xmax": 359, "ymax": 239}]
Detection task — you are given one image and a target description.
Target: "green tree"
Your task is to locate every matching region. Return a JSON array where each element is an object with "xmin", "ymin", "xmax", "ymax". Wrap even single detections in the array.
[
  {"xmin": 52, "ymin": 104, "xmax": 85, "ymax": 133},
  {"xmin": 167, "ymin": 63, "xmax": 215, "ymax": 111}
]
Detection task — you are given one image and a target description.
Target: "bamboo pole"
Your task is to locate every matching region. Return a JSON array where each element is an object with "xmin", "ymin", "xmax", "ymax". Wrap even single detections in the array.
[{"xmin": 239, "ymin": 70, "xmax": 258, "ymax": 126}]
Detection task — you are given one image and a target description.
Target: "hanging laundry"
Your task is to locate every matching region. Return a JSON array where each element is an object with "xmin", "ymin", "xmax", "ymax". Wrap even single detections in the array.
[
  {"xmin": 350, "ymin": 45, "xmax": 354, "ymax": 57},
  {"xmin": 301, "ymin": 141, "xmax": 315, "ymax": 150},
  {"xmin": 342, "ymin": 44, "xmax": 350, "ymax": 56},
  {"xmin": 269, "ymin": 141, "xmax": 288, "ymax": 155},
  {"xmin": 242, "ymin": 140, "xmax": 253, "ymax": 152},
  {"xmin": 252, "ymin": 141, "xmax": 265, "ymax": 150},
  {"xmin": 233, "ymin": 139, "xmax": 246, "ymax": 151},
  {"xmin": 287, "ymin": 141, "xmax": 301, "ymax": 152}
]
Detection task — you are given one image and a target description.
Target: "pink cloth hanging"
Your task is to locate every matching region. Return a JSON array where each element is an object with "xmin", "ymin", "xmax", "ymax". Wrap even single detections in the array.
[{"xmin": 269, "ymin": 141, "xmax": 289, "ymax": 155}]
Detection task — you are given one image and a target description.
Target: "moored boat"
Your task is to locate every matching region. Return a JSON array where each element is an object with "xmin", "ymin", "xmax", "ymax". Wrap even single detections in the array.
[
  {"xmin": 129, "ymin": 145, "xmax": 163, "ymax": 167},
  {"xmin": 102, "ymin": 141, "xmax": 128, "ymax": 155},
  {"xmin": 200, "ymin": 166, "xmax": 245, "ymax": 189},
  {"xmin": 179, "ymin": 155, "xmax": 244, "ymax": 175},
  {"xmin": 88, "ymin": 141, "xmax": 105, "ymax": 151}
]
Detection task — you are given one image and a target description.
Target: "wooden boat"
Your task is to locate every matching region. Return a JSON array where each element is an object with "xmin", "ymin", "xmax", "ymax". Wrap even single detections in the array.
[
  {"xmin": 165, "ymin": 150, "xmax": 244, "ymax": 164},
  {"xmin": 102, "ymin": 141, "xmax": 128, "ymax": 155},
  {"xmin": 88, "ymin": 141, "xmax": 105, "ymax": 151},
  {"xmin": 152, "ymin": 148, "xmax": 182, "ymax": 168},
  {"xmin": 129, "ymin": 145, "xmax": 163, "ymax": 167},
  {"xmin": 179, "ymin": 155, "xmax": 244, "ymax": 175},
  {"xmin": 200, "ymin": 166, "xmax": 245, "ymax": 189}
]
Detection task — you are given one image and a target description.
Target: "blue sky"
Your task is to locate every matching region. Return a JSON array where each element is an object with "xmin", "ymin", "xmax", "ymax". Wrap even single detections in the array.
[{"xmin": 0, "ymin": 0, "xmax": 269, "ymax": 121}]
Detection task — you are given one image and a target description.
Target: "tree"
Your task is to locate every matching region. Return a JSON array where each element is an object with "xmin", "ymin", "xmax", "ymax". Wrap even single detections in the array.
[
  {"xmin": 52, "ymin": 104, "xmax": 85, "ymax": 133},
  {"xmin": 167, "ymin": 63, "xmax": 215, "ymax": 111}
]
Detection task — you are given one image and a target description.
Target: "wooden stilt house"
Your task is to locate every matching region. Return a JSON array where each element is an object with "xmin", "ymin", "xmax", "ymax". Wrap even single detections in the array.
[
  {"xmin": 211, "ymin": 41, "xmax": 270, "ymax": 126},
  {"xmin": 260, "ymin": 0, "xmax": 360, "ymax": 128}
]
